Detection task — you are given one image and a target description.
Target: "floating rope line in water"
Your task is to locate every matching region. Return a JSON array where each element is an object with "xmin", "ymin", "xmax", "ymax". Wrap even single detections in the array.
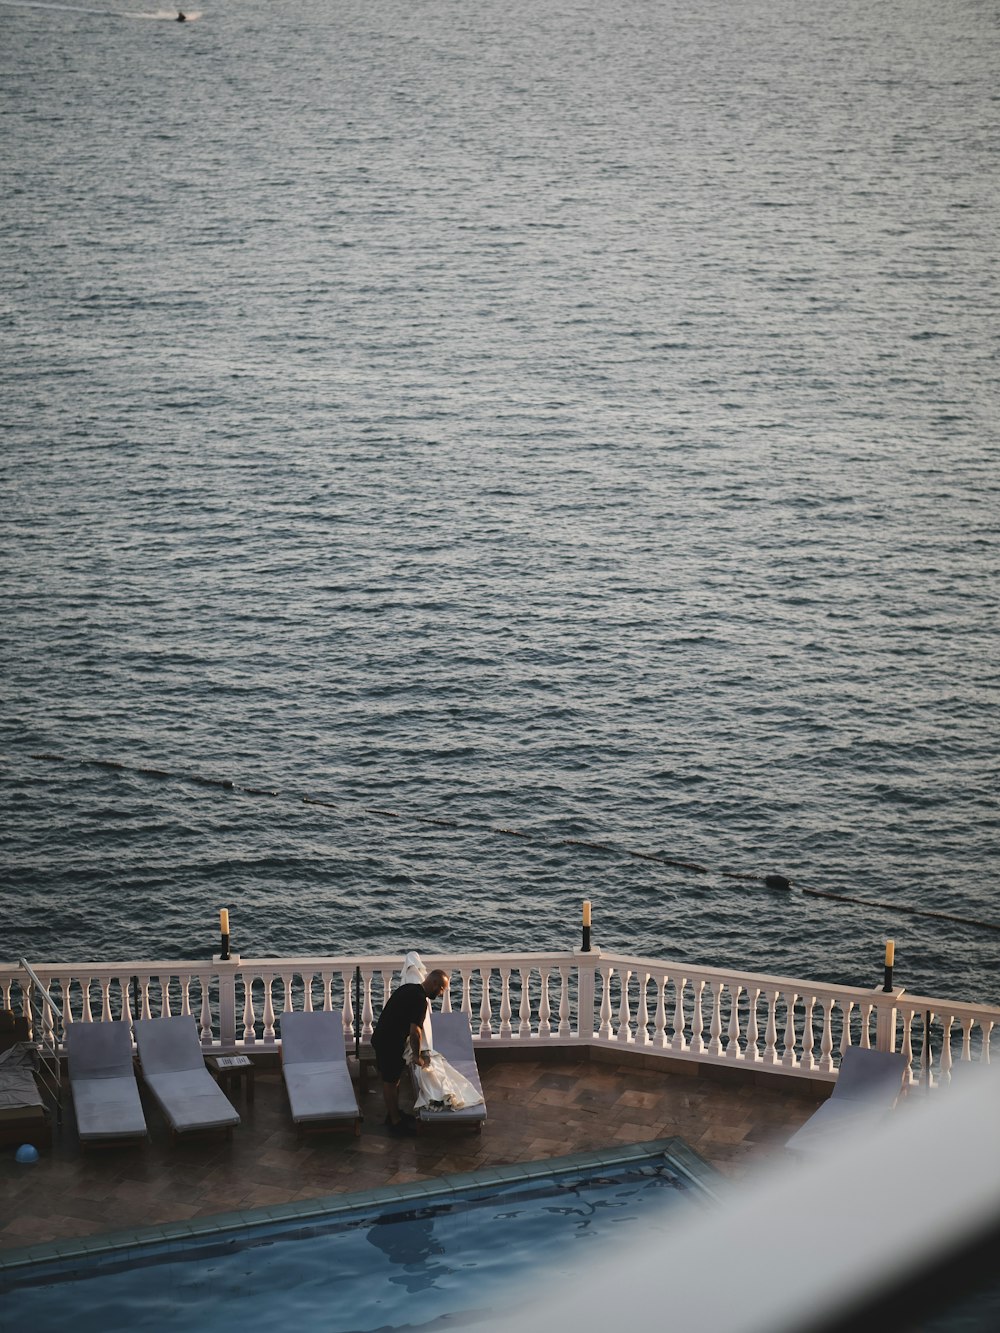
[{"xmin": 23, "ymin": 750, "xmax": 1000, "ymax": 935}]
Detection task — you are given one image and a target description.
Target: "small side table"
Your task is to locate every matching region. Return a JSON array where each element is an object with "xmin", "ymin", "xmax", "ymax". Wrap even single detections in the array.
[
  {"xmin": 206, "ymin": 1053, "xmax": 255, "ymax": 1104},
  {"xmin": 357, "ymin": 1044, "xmax": 378, "ymax": 1094}
]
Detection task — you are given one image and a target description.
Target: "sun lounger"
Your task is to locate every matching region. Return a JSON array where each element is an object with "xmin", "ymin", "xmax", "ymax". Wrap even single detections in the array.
[
  {"xmin": 412, "ymin": 1010, "xmax": 487, "ymax": 1130},
  {"xmin": 134, "ymin": 1016, "xmax": 240, "ymax": 1137},
  {"xmin": 0, "ymin": 1039, "xmax": 52, "ymax": 1150},
  {"xmin": 786, "ymin": 1045, "xmax": 908, "ymax": 1156},
  {"xmin": 279, "ymin": 1010, "xmax": 361, "ymax": 1134},
  {"xmin": 65, "ymin": 1020, "xmax": 148, "ymax": 1144}
]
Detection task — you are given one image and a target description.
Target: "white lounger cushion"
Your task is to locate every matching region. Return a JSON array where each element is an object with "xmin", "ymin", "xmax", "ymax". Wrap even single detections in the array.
[
  {"xmin": 280, "ymin": 1011, "xmax": 360, "ymax": 1126},
  {"xmin": 65, "ymin": 1021, "xmax": 147, "ymax": 1142}
]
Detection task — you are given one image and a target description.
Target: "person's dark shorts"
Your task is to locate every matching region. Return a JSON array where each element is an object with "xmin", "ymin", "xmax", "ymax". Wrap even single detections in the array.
[{"xmin": 372, "ymin": 1041, "xmax": 406, "ymax": 1084}]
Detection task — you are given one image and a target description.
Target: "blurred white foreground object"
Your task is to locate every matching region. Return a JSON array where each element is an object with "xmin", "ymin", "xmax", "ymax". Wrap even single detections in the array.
[{"xmin": 484, "ymin": 1065, "xmax": 1000, "ymax": 1333}]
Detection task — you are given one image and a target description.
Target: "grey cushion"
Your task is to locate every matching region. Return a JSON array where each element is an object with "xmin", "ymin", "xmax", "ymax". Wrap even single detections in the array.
[
  {"xmin": 280, "ymin": 1011, "xmax": 360, "ymax": 1125},
  {"xmin": 135, "ymin": 1017, "xmax": 239, "ymax": 1134},
  {"xmin": 414, "ymin": 1011, "xmax": 487, "ymax": 1125},
  {"xmin": 66, "ymin": 1021, "xmax": 147, "ymax": 1142},
  {"xmin": 786, "ymin": 1046, "xmax": 907, "ymax": 1156}
]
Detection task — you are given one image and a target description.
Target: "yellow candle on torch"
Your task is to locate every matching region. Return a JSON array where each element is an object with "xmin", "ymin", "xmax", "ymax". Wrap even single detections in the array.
[
  {"xmin": 582, "ymin": 901, "xmax": 591, "ymax": 928},
  {"xmin": 220, "ymin": 908, "xmax": 230, "ymax": 935},
  {"xmin": 884, "ymin": 939, "xmax": 894, "ymax": 968}
]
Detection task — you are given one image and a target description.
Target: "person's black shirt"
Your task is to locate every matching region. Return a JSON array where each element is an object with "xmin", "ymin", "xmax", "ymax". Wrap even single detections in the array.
[{"xmin": 372, "ymin": 982, "xmax": 427, "ymax": 1055}]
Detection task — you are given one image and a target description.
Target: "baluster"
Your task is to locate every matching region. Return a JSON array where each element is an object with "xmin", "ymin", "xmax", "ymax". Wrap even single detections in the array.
[
  {"xmin": 599, "ymin": 968, "xmax": 614, "ymax": 1042},
  {"xmin": 301, "ymin": 972, "xmax": 313, "ymax": 1012},
  {"xmin": 460, "ymin": 970, "xmax": 473, "ymax": 1021},
  {"xmin": 636, "ymin": 973, "xmax": 649, "ymax": 1047},
  {"xmin": 649, "ymin": 974, "xmax": 665, "ymax": 1047},
  {"xmin": 617, "ymin": 970, "xmax": 633, "ymax": 1043},
  {"xmin": 342, "ymin": 973, "xmax": 354, "ymax": 1037},
  {"xmin": 41, "ymin": 987, "xmax": 56, "ymax": 1046},
  {"xmin": 668, "ymin": 977, "xmax": 686, "ymax": 1052},
  {"xmin": 361, "ymin": 971, "xmax": 375, "ymax": 1041},
  {"xmin": 941, "ymin": 1015, "xmax": 954, "ymax": 1082},
  {"xmin": 479, "ymin": 968, "xmax": 494, "ymax": 1038},
  {"xmin": 921, "ymin": 1012, "xmax": 933, "ymax": 1086},
  {"xmin": 200, "ymin": 981, "xmax": 213, "ymax": 1043},
  {"xmin": 442, "ymin": 980, "xmax": 453, "ymax": 1014},
  {"xmin": 725, "ymin": 984, "xmax": 743, "ymax": 1059},
  {"xmin": 61, "ymin": 977, "xmax": 73, "ymax": 1030},
  {"xmin": 709, "ymin": 981, "xmax": 725, "ymax": 1057},
  {"xmin": 82, "ymin": 977, "xmax": 94, "ymax": 1022},
  {"xmin": 242, "ymin": 975, "xmax": 257, "ymax": 1044},
  {"xmin": 781, "ymin": 992, "xmax": 798, "ymax": 1068},
  {"xmin": 162, "ymin": 976, "xmax": 174, "ymax": 1019},
  {"xmin": 100, "ymin": 980, "xmax": 112, "ymax": 1023},
  {"xmin": 691, "ymin": 980, "xmax": 705, "ymax": 1054},
  {"xmin": 901, "ymin": 1011, "xmax": 914, "ymax": 1084},
  {"xmin": 140, "ymin": 976, "xmax": 152, "ymax": 1021},
  {"xmin": 558, "ymin": 968, "xmax": 570, "ymax": 1038},
  {"xmin": 262, "ymin": 977, "xmax": 276, "ymax": 1042},
  {"xmin": 538, "ymin": 968, "xmax": 551, "ymax": 1039},
  {"xmin": 746, "ymin": 987, "xmax": 761, "ymax": 1063},
  {"xmin": 763, "ymin": 990, "xmax": 779, "ymax": 1065},
  {"xmin": 961, "ymin": 1018, "xmax": 974, "ymax": 1065},
  {"xmin": 519, "ymin": 968, "xmax": 532, "ymax": 1040},
  {"xmin": 839, "ymin": 1000, "xmax": 854, "ymax": 1059},
  {"xmin": 180, "ymin": 975, "xmax": 192, "ymax": 1018},
  {"xmin": 983, "ymin": 1020, "xmax": 994, "ymax": 1066},
  {"xmin": 819, "ymin": 998, "xmax": 834, "ymax": 1073},
  {"xmin": 499, "ymin": 968, "xmax": 513, "ymax": 1039},
  {"xmin": 860, "ymin": 1002, "xmax": 873, "ymax": 1049}
]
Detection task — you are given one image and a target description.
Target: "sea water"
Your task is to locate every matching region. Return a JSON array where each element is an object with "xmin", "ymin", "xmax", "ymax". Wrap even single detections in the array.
[{"xmin": 1, "ymin": 0, "xmax": 997, "ymax": 1002}]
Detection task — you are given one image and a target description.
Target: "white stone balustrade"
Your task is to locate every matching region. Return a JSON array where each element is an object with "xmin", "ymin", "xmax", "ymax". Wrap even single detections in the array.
[{"xmin": 2, "ymin": 950, "xmax": 996, "ymax": 1089}]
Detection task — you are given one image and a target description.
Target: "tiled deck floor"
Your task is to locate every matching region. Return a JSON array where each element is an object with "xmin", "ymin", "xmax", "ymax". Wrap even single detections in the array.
[{"xmin": 0, "ymin": 1053, "xmax": 822, "ymax": 1254}]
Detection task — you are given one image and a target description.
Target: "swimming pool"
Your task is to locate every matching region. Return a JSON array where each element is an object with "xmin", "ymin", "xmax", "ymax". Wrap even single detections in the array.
[{"xmin": 1, "ymin": 1141, "xmax": 717, "ymax": 1331}]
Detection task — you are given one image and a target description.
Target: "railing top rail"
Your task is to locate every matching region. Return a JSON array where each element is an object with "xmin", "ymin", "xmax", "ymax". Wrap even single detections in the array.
[
  {"xmin": 0, "ymin": 950, "xmax": 580, "ymax": 975},
  {"xmin": 894, "ymin": 992, "xmax": 1000, "ymax": 1021},
  {"xmin": 597, "ymin": 951, "xmax": 889, "ymax": 1000}
]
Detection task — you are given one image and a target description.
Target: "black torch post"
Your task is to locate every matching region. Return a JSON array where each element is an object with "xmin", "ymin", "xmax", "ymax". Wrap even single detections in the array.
[
  {"xmin": 582, "ymin": 900, "xmax": 591, "ymax": 953},
  {"xmin": 883, "ymin": 939, "xmax": 894, "ymax": 992},
  {"xmin": 220, "ymin": 908, "xmax": 231, "ymax": 962}
]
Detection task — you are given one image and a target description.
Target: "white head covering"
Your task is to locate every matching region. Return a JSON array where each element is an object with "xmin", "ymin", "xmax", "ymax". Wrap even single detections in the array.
[{"xmin": 400, "ymin": 951, "xmax": 426, "ymax": 985}]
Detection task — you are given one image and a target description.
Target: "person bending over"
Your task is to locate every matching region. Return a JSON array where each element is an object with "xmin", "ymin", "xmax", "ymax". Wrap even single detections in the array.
[{"xmin": 372, "ymin": 968, "xmax": 449, "ymax": 1135}]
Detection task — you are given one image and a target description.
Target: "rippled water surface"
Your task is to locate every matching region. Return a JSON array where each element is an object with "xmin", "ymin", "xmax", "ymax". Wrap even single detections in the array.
[{"xmin": 2, "ymin": 0, "xmax": 998, "ymax": 1002}]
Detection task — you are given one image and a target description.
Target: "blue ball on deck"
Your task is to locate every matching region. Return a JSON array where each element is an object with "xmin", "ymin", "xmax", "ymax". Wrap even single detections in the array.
[{"xmin": 15, "ymin": 1144, "xmax": 40, "ymax": 1164}]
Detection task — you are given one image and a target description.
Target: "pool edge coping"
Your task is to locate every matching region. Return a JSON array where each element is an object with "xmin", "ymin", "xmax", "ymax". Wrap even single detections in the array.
[{"xmin": 0, "ymin": 1136, "xmax": 722, "ymax": 1279}]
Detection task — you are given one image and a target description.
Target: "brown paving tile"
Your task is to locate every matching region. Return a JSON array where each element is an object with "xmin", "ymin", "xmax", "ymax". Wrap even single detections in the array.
[
  {"xmin": 616, "ymin": 1089, "xmax": 664, "ymax": 1110},
  {"xmin": 696, "ymin": 1124, "xmax": 753, "ymax": 1147},
  {"xmin": 533, "ymin": 1072, "xmax": 580, "ymax": 1092}
]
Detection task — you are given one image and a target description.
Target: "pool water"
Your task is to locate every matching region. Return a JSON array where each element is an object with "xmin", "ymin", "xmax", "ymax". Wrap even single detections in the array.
[{"xmin": 3, "ymin": 1160, "xmax": 697, "ymax": 1331}]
